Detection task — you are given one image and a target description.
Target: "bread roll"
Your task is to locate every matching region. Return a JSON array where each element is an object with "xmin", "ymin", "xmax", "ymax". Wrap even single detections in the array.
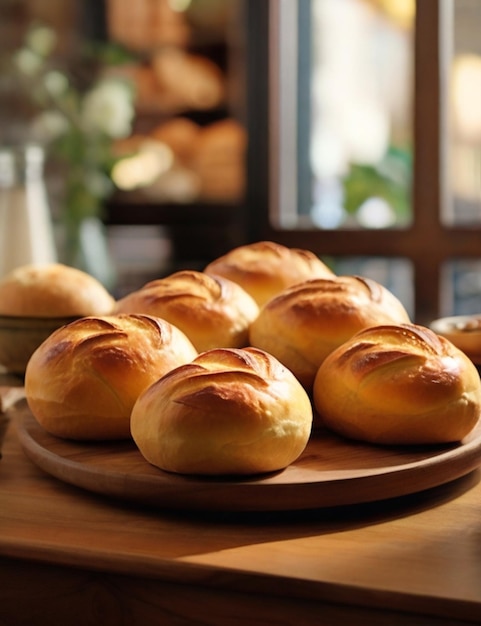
[
  {"xmin": 24, "ymin": 314, "xmax": 198, "ymax": 440},
  {"xmin": 131, "ymin": 347, "xmax": 313, "ymax": 475},
  {"xmin": 313, "ymin": 323, "xmax": 481, "ymax": 445},
  {"xmin": 115, "ymin": 270, "xmax": 259, "ymax": 353},
  {"xmin": 204, "ymin": 241, "xmax": 335, "ymax": 306},
  {"xmin": 0, "ymin": 263, "xmax": 115, "ymax": 317},
  {"xmin": 249, "ymin": 275, "xmax": 411, "ymax": 390}
]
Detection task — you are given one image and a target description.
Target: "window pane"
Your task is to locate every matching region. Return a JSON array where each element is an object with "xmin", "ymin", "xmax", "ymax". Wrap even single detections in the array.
[
  {"xmin": 272, "ymin": 0, "xmax": 415, "ymax": 230},
  {"xmin": 446, "ymin": 0, "xmax": 481, "ymax": 225},
  {"xmin": 441, "ymin": 259, "xmax": 481, "ymax": 315},
  {"xmin": 331, "ymin": 256, "xmax": 414, "ymax": 318}
]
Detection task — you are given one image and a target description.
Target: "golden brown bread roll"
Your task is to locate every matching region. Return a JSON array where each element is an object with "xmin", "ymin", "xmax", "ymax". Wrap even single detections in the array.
[
  {"xmin": 131, "ymin": 347, "xmax": 313, "ymax": 475},
  {"xmin": 24, "ymin": 314, "xmax": 198, "ymax": 440},
  {"xmin": 204, "ymin": 241, "xmax": 335, "ymax": 306},
  {"xmin": 249, "ymin": 275, "xmax": 411, "ymax": 390},
  {"xmin": 0, "ymin": 263, "xmax": 115, "ymax": 317},
  {"xmin": 313, "ymin": 323, "xmax": 481, "ymax": 445},
  {"xmin": 115, "ymin": 270, "xmax": 259, "ymax": 353}
]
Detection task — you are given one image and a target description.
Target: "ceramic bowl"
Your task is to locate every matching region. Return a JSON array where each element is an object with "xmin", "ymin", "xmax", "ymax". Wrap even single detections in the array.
[
  {"xmin": 0, "ymin": 314, "xmax": 79, "ymax": 375},
  {"xmin": 430, "ymin": 315, "xmax": 481, "ymax": 365}
]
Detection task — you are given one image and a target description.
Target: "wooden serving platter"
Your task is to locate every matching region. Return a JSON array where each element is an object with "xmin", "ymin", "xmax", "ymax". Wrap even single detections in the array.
[{"xmin": 15, "ymin": 401, "xmax": 481, "ymax": 512}]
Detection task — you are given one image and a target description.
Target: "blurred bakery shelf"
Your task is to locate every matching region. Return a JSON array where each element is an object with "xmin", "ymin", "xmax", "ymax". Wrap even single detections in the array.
[
  {"xmin": 104, "ymin": 192, "xmax": 246, "ymax": 296},
  {"xmin": 105, "ymin": 193, "xmax": 244, "ymax": 256},
  {"xmin": 0, "ymin": 0, "xmax": 255, "ymax": 293},
  {"xmin": 100, "ymin": 0, "xmax": 249, "ymax": 277}
]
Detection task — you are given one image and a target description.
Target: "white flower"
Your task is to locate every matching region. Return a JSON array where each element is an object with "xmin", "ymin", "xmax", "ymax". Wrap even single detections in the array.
[
  {"xmin": 30, "ymin": 110, "xmax": 69, "ymax": 143},
  {"xmin": 13, "ymin": 47, "xmax": 43, "ymax": 76},
  {"xmin": 44, "ymin": 70, "xmax": 69, "ymax": 98},
  {"xmin": 81, "ymin": 79, "xmax": 134, "ymax": 139},
  {"xmin": 26, "ymin": 25, "xmax": 56, "ymax": 58}
]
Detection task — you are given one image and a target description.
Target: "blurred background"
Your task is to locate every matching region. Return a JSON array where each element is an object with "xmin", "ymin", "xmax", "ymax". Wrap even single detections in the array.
[{"xmin": 1, "ymin": 0, "xmax": 481, "ymax": 323}]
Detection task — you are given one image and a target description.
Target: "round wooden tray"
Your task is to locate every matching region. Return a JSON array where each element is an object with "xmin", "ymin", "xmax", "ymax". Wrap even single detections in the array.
[{"xmin": 16, "ymin": 402, "xmax": 481, "ymax": 512}]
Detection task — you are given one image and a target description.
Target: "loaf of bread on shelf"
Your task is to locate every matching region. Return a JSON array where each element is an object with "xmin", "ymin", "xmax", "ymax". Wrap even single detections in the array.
[
  {"xmin": 24, "ymin": 314, "xmax": 198, "ymax": 440},
  {"xmin": 131, "ymin": 347, "xmax": 313, "ymax": 475},
  {"xmin": 204, "ymin": 241, "xmax": 335, "ymax": 307},
  {"xmin": 152, "ymin": 48, "xmax": 225, "ymax": 111},
  {"xmin": 115, "ymin": 270, "xmax": 259, "ymax": 353},
  {"xmin": 313, "ymin": 323, "xmax": 481, "ymax": 445},
  {"xmin": 0, "ymin": 263, "xmax": 115, "ymax": 317},
  {"xmin": 249, "ymin": 274, "xmax": 411, "ymax": 390},
  {"xmin": 192, "ymin": 119, "xmax": 247, "ymax": 201},
  {"xmin": 150, "ymin": 117, "xmax": 201, "ymax": 167},
  {"xmin": 106, "ymin": 0, "xmax": 191, "ymax": 51}
]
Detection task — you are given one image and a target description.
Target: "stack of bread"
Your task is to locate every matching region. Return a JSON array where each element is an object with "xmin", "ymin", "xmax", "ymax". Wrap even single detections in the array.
[
  {"xmin": 20, "ymin": 242, "xmax": 481, "ymax": 479},
  {"xmin": 112, "ymin": 117, "xmax": 247, "ymax": 203}
]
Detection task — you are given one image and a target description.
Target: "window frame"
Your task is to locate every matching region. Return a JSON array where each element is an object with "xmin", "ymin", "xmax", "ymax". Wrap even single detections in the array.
[{"xmin": 244, "ymin": 0, "xmax": 481, "ymax": 325}]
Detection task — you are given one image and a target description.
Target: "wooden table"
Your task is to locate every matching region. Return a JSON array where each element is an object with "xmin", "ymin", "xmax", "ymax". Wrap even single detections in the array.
[{"xmin": 2, "ymin": 380, "xmax": 481, "ymax": 626}]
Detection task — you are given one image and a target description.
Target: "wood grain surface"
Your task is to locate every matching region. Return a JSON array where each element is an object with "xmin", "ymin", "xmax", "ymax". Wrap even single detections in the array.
[
  {"xmin": 3, "ymin": 384, "xmax": 481, "ymax": 625},
  {"xmin": 16, "ymin": 400, "xmax": 481, "ymax": 512}
]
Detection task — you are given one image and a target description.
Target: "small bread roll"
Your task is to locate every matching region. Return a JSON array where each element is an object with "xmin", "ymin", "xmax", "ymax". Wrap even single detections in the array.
[
  {"xmin": 249, "ymin": 275, "xmax": 411, "ymax": 390},
  {"xmin": 24, "ymin": 314, "xmax": 198, "ymax": 440},
  {"xmin": 0, "ymin": 263, "xmax": 115, "ymax": 317},
  {"xmin": 204, "ymin": 241, "xmax": 335, "ymax": 306},
  {"xmin": 313, "ymin": 324, "xmax": 481, "ymax": 445},
  {"xmin": 115, "ymin": 270, "xmax": 259, "ymax": 353},
  {"xmin": 131, "ymin": 347, "xmax": 313, "ymax": 475}
]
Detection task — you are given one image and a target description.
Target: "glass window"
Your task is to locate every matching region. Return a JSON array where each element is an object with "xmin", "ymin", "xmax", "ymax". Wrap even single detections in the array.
[
  {"xmin": 332, "ymin": 255, "xmax": 414, "ymax": 317},
  {"xmin": 264, "ymin": 0, "xmax": 481, "ymax": 323},
  {"xmin": 442, "ymin": 259, "xmax": 481, "ymax": 315},
  {"xmin": 446, "ymin": 0, "xmax": 481, "ymax": 225},
  {"xmin": 271, "ymin": 0, "xmax": 415, "ymax": 230}
]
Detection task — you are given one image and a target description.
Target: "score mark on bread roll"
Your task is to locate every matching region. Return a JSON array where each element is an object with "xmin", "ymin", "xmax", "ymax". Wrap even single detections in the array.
[
  {"xmin": 204, "ymin": 241, "xmax": 334, "ymax": 307},
  {"xmin": 115, "ymin": 270, "xmax": 259, "ymax": 353},
  {"xmin": 313, "ymin": 323, "xmax": 481, "ymax": 445},
  {"xmin": 131, "ymin": 347, "xmax": 313, "ymax": 476},
  {"xmin": 249, "ymin": 275, "xmax": 411, "ymax": 391},
  {"xmin": 24, "ymin": 314, "xmax": 198, "ymax": 441},
  {"xmin": 0, "ymin": 263, "xmax": 115, "ymax": 317}
]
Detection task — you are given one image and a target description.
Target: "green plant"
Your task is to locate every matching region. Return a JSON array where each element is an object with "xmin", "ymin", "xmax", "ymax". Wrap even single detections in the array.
[{"xmin": 10, "ymin": 22, "xmax": 135, "ymax": 262}]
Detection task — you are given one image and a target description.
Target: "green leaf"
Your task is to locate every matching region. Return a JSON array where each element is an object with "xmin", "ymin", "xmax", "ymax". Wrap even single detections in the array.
[{"xmin": 342, "ymin": 146, "xmax": 412, "ymax": 222}]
